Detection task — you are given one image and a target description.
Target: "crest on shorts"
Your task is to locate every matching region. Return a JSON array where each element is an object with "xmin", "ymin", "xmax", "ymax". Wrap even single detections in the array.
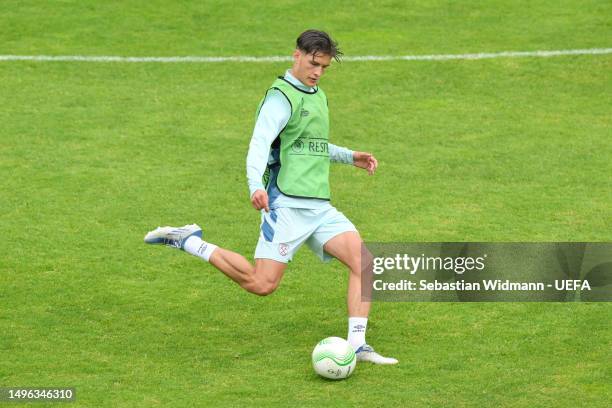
[{"xmin": 278, "ymin": 243, "xmax": 289, "ymax": 256}]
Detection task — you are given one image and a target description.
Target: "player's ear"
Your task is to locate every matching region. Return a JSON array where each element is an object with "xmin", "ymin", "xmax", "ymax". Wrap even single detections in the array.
[{"xmin": 293, "ymin": 49, "xmax": 302, "ymax": 62}]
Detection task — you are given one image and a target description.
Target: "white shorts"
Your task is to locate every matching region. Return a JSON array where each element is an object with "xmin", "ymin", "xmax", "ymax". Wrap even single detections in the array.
[{"xmin": 254, "ymin": 206, "xmax": 357, "ymax": 263}]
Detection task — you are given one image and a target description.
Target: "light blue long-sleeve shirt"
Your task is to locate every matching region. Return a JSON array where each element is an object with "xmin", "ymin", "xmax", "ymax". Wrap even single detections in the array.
[{"xmin": 246, "ymin": 70, "xmax": 354, "ymax": 209}]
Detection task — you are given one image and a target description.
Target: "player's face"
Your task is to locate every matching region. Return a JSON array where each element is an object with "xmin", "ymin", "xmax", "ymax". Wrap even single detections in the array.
[{"xmin": 291, "ymin": 50, "xmax": 332, "ymax": 87}]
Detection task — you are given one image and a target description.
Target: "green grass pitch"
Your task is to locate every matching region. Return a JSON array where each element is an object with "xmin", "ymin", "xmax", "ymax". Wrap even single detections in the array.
[{"xmin": 0, "ymin": 1, "xmax": 610, "ymax": 406}]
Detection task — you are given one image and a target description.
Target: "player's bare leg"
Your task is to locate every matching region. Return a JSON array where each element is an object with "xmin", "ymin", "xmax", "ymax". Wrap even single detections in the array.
[
  {"xmin": 209, "ymin": 250, "xmax": 286, "ymax": 296},
  {"xmin": 324, "ymin": 231, "xmax": 398, "ymax": 364},
  {"xmin": 144, "ymin": 224, "xmax": 286, "ymax": 296},
  {"xmin": 324, "ymin": 232, "xmax": 370, "ymax": 317}
]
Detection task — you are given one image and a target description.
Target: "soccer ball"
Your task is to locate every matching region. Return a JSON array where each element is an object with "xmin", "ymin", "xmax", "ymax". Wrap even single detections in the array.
[{"xmin": 311, "ymin": 337, "xmax": 356, "ymax": 380}]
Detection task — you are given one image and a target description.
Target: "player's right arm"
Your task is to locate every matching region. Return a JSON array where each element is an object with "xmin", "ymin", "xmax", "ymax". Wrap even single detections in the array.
[
  {"xmin": 250, "ymin": 189, "xmax": 269, "ymax": 212},
  {"xmin": 246, "ymin": 89, "xmax": 291, "ymax": 212}
]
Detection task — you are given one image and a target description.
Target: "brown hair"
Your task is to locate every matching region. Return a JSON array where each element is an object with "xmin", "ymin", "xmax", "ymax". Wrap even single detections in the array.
[{"xmin": 296, "ymin": 30, "xmax": 342, "ymax": 62}]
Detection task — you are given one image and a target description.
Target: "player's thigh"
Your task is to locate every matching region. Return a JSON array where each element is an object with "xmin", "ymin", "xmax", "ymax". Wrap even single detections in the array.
[
  {"xmin": 323, "ymin": 231, "xmax": 363, "ymax": 270},
  {"xmin": 307, "ymin": 207, "xmax": 357, "ymax": 262}
]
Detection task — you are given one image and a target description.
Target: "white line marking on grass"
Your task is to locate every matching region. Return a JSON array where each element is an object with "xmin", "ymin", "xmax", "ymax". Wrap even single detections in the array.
[
  {"xmin": 347, "ymin": 48, "xmax": 612, "ymax": 61},
  {"xmin": 0, "ymin": 48, "xmax": 610, "ymax": 63},
  {"xmin": 0, "ymin": 55, "xmax": 294, "ymax": 63}
]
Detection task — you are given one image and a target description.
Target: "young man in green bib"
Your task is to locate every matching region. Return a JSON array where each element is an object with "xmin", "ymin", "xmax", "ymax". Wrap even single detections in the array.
[{"xmin": 145, "ymin": 30, "xmax": 397, "ymax": 364}]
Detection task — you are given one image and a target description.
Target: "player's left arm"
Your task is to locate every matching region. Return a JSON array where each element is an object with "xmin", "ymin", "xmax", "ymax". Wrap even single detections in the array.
[
  {"xmin": 352, "ymin": 151, "xmax": 378, "ymax": 175},
  {"xmin": 328, "ymin": 143, "xmax": 378, "ymax": 176}
]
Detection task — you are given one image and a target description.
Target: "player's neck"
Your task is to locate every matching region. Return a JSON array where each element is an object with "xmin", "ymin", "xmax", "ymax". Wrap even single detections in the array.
[{"xmin": 287, "ymin": 69, "xmax": 313, "ymax": 91}]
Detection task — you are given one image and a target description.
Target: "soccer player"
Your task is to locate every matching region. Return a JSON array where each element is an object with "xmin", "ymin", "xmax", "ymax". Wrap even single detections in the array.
[{"xmin": 145, "ymin": 29, "xmax": 397, "ymax": 365}]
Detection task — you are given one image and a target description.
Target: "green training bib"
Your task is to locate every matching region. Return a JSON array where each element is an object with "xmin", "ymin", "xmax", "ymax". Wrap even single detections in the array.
[{"xmin": 257, "ymin": 77, "xmax": 331, "ymax": 200}]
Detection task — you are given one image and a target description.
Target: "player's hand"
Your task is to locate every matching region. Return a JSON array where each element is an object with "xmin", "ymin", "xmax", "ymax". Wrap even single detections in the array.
[
  {"xmin": 353, "ymin": 151, "xmax": 378, "ymax": 175},
  {"xmin": 251, "ymin": 189, "xmax": 270, "ymax": 212}
]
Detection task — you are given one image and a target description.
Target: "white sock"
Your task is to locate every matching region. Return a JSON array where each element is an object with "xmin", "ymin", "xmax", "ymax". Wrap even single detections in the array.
[
  {"xmin": 347, "ymin": 317, "xmax": 368, "ymax": 351},
  {"xmin": 183, "ymin": 236, "xmax": 218, "ymax": 262}
]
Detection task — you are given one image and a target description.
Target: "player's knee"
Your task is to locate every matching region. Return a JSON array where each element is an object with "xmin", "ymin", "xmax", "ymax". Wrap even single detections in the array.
[
  {"xmin": 350, "ymin": 265, "xmax": 362, "ymax": 278},
  {"xmin": 257, "ymin": 284, "xmax": 278, "ymax": 296},
  {"xmin": 251, "ymin": 281, "xmax": 278, "ymax": 296},
  {"xmin": 243, "ymin": 276, "xmax": 279, "ymax": 296}
]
